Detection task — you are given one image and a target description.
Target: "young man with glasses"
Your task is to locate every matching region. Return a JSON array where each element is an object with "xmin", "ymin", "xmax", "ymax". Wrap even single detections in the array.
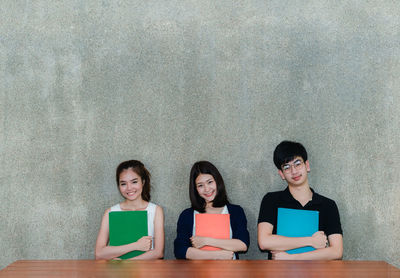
[{"xmin": 257, "ymin": 141, "xmax": 343, "ymax": 260}]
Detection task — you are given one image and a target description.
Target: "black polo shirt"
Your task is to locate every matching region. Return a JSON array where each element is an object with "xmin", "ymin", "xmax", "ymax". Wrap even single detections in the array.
[{"xmin": 258, "ymin": 187, "xmax": 342, "ymax": 236}]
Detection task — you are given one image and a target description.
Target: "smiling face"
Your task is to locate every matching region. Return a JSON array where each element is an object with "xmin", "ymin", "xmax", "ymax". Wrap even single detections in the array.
[
  {"xmin": 195, "ymin": 173, "xmax": 217, "ymax": 204},
  {"xmin": 118, "ymin": 168, "xmax": 144, "ymax": 201},
  {"xmin": 278, "ymin": 156, "xmax": 310, "ymax": 187}
]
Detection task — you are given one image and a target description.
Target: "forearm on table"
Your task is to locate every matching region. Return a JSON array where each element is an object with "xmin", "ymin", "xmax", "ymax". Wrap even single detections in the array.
[
  {"xmin": 289, "ymin": 245, "xmax": 343, "ymax": 260},
  {"xmin": 207, "ymin": 238, "xmax": 247, "ymax": 252},
  {"xmin": 186, "ymin": 247, "xmax": 228, "ymax": 260},
  {"xmin": 95, "ymin": 243, "xmax": 136, "ymax": 260},
  {"xmin": 130, "ymin": 248, "xmax": 164, "ymax": 260},
  {"xmin": 258, "ymin": 234, "xmax": 312, "ymax": 251}
]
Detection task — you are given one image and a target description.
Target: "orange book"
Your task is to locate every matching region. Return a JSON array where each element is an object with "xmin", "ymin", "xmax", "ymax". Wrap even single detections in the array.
[{"xmin": 195, "ymin": 214, "xmax": 230, "ymax": 251}]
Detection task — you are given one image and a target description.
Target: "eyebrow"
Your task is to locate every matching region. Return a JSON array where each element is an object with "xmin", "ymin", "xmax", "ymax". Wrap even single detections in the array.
[
  {"xmin": 120, "ymin": 178, "xmax": 138, "ymax": 183},
  {"xmin": 283, "ymin": 159, "xmax": 301, "ymax": 166},
  {"xmin": 196, "ymin": 179, "xmax": 213, "ymax": 185}
]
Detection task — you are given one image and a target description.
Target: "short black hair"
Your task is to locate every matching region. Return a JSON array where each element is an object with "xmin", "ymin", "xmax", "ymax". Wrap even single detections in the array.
[
  {"xmin": 273, "ymin": 141, "xmax": 308, "ymax": 169},
  {"xmin": 116, "ymin": 160, "xmax": 151, "ymax": 201},
  {"xmin": 189, "ymin": 161, "xmax": 229, "ymax": 213}
]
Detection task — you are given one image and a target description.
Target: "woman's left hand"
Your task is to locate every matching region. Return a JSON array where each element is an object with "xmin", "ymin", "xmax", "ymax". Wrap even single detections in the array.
[{"xmin": 190, "ymin": 236, "xmax": 209, "ymax": 249}]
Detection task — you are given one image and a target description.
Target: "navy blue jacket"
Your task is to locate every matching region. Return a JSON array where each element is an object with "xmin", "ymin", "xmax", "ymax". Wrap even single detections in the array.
[{"xmin": 174, "ymin": 203, "xmax": 250, "ymax": 259}]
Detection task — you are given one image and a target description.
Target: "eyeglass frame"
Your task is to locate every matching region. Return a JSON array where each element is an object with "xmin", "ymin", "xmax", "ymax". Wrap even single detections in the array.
[{"xmin": 280, "ymin": 158, "xmax": 306, "ymax": 173}]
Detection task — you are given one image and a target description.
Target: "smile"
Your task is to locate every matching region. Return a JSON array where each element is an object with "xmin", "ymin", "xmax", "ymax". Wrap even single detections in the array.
[
  {"xmin": 292, "ymin": 175, "xmax": 301, "ymax": 181},
  {"xmin": 204, "ymin": 191, "xmax": 215, "ymax": 197}
]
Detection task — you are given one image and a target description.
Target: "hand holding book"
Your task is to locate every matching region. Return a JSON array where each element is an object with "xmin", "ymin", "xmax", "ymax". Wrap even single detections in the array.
[
  {"xmin": 194, "ymin": 214, "xmax": 230, "ymax": 251},
  {"xmin": 311, "ymin": 231, "xmax": 327, "ymax": 249},
  {"xmin": 190, "ymin": 236, "xmax": 209, "ymax": 249},
  {"xmin": 135, "ymin": 236, "xmax": 153, "ymax": 252}
]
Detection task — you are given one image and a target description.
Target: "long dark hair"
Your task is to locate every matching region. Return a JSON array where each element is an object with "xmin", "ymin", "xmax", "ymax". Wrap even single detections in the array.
[{"xmin": 189, "ymin": 161, "xmax": 229, "ymax": 212}]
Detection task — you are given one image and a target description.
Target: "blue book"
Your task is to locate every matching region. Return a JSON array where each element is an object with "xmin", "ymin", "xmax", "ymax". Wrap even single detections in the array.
[{"xmin": 277, "ymin": 207, "xmax": 319, "ymax": 254}]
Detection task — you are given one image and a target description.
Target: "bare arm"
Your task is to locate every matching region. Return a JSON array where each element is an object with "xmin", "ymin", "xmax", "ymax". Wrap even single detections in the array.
[
  {"xmin": 272, "ymin": 234, "xmax": 343, "ymax": 260},
  {"xmin": 129, "ymin": 205, "xmax": 165, "ymax": 260},
  {"xmin": 186, "ymin": 247, "xmax": 234, "ymax": 260},
  {"xmin": 95, "ymin": 209, "xmax": 152, "ymax": 260},
  {"xmin": 190, "ymin": 236, "xmax": 247, "ymax": 252},
  {"xmin": 258, "ymin": 222, "xmax": 327, "ymax": 251}
]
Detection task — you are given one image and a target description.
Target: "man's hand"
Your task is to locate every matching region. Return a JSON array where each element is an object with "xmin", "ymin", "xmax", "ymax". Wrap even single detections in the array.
[{"xmin": 311, "ymin": 231, "xmax": 327, "ymax": 249}]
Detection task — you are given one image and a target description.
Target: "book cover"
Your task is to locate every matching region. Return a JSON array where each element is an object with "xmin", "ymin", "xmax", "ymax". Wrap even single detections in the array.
[
  {"xmin": 109, "ymin": 210, "xmax": 148, "ymax": 259},
  {"xmin": 195, "ymin": 214, "xmax": 230, "ymax": 251},
  {"xmin": 277, "ymin": 207, "xmax": 319, "ymax": 254}
]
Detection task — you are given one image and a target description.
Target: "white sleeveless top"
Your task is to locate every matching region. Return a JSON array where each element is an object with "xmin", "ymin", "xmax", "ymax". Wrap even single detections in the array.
[
  {"xmin": 192, "ymin": 205, "xmax": 236, "ymax": 259},
  {"xmin": 110, "ymin": 202, "xmax": 157, "ymax": 249}
]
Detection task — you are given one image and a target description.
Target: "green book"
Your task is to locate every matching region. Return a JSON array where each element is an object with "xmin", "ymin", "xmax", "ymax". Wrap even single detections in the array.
[{"xmin": 109, "ymin": 210, "xmax": 148, "ymax": 259}]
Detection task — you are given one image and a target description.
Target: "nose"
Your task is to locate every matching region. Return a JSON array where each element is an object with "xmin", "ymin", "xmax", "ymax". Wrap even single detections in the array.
[
  {"xmin": 290, "ymin": 165, "xmax": 297, "ymax": 174},
  {"xmin": 127, "ymin": 182, "xmax": 134, "ymax": 190}
]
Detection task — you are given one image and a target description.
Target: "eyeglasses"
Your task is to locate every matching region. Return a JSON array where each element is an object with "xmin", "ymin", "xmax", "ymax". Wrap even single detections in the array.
[{"xmin": 281, "ymin": 159, "xmax": 304, "ymax": 173}]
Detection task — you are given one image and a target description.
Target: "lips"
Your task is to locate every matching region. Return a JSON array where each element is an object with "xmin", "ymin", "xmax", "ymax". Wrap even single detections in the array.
[
  {"xmin": 204, "ymin": 191, "xmax": 215, "ymax": 198},
  {"xmin": 292, "ymin": 175, "xmax": 301, "ymax": 181}
]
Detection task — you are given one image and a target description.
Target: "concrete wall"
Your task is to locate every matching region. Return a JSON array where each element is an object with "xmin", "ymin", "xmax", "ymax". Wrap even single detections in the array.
[{"xmin": 1, "ymin": 0, "xmax": 399, "ymax": 269}]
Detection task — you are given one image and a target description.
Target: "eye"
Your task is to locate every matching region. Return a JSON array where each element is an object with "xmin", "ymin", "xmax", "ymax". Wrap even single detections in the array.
[
  {"xmin": 197, "ymin": 184, "xmax": 203, "ymax": 188},
  {"xmin": 120, "ymin": 183, "xmax": 126, "ymax": 187},
  {"xmin": 282, "ymin": 165, "xmax": 290, "ymax": 171},
  {"xmin": 294, "ymin": 160, "xmax": 302, "ymax": 167}
]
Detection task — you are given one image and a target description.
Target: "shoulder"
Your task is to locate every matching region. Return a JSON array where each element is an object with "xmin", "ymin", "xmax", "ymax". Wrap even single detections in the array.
[
  {"xmin": 148, "ymin": 202, "xmax": 161, "ymax": 211},
  {"xmin": 263, "ymin": 190, "xmax": 285, "ymax": 199},
  {"xmin": 227, "ymin": 203, "xmax": 244, "ymax": 213},
  {"xmin": 180, "ymin": 207, "xmax": 194, "ymax": 215},
  {"xmin": 149, "ymin": 203, "xmax": 164, "ymax": 216},
  {"xmin": 178, "ymin": 207, "xmax": 194, "ymax": 219},
  {"xmin": 177, "ymin": 208, "xmax": 194, "ymax": 227},
  {"xmin": 103, "ymin": 207, "xmax": 112, "ymax": 216},
  {"xmin": 260, "ymin": 190, "xmax": 285, "ymax": 204},
  {"xmin": 227, "ymin": 204, "xmax": 247, "ymax": 218},
  {"xmin": 109, "ymin": 203, "xmax": 121, "ymax": 212},
  {"xmin": 314, "ymin": 192, "xmax": 339, "ymax": 207}
]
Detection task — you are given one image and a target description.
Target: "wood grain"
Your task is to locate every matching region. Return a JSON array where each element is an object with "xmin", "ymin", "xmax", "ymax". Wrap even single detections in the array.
[{"xmin": 1, "ymin": 260, "xmax": 399, "ymax": 278}]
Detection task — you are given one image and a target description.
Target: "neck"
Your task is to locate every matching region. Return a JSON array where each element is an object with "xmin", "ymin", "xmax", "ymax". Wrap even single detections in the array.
[
  {"xmin": 205, "ymin": 202, "xmax": 224, "ymax": 214},
  {"xmin": 122, "ymin": 198, "xmax": 148, "ymax": 210},
  {"xmin": 288, "ymin": 183, "xmax": 313, "ymax": 206}
]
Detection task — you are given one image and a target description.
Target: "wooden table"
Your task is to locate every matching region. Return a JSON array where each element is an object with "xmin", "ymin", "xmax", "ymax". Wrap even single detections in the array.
[{"xmin": 1, "ymin": 260, "xmax": 399, "ymax": 278}]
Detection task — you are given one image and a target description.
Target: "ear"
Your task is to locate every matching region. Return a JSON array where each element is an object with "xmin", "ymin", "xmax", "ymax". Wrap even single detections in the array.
[
  {"xmin": 278, "ymin": 170, "xmax": 285, "ymax": 180},
  {"xmin": 305, "ymin": 160, "xmax": 310, "ymax": 172}
]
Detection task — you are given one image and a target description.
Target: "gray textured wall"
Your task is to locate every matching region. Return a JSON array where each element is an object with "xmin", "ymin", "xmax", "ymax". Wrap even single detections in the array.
[{"xmin": 1, "ymin": 0, "xmax": 399, "ymax": 270}]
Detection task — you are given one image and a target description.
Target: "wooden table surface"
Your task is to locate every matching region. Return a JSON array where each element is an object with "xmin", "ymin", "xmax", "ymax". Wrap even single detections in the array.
[{"xmin": 1, "ymin": 260, "xmax": 399, "ymax": 278}]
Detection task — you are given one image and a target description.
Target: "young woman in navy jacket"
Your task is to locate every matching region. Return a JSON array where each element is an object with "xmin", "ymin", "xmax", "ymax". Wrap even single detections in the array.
[{"xmin": 174, "ymin": 161, "xmax": 250, "ymax": 259}]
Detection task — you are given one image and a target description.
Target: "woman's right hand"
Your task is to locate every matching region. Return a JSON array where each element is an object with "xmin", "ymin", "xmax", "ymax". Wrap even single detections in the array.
[{"xmin": 135, "ymin": 236, "xmax": 152, "ymax": 251}]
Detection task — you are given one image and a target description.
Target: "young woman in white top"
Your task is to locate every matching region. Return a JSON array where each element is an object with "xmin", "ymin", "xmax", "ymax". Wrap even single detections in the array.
[{"xmin": 95, "ymin": 160, "xmax": 164, "ymax": 260}]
